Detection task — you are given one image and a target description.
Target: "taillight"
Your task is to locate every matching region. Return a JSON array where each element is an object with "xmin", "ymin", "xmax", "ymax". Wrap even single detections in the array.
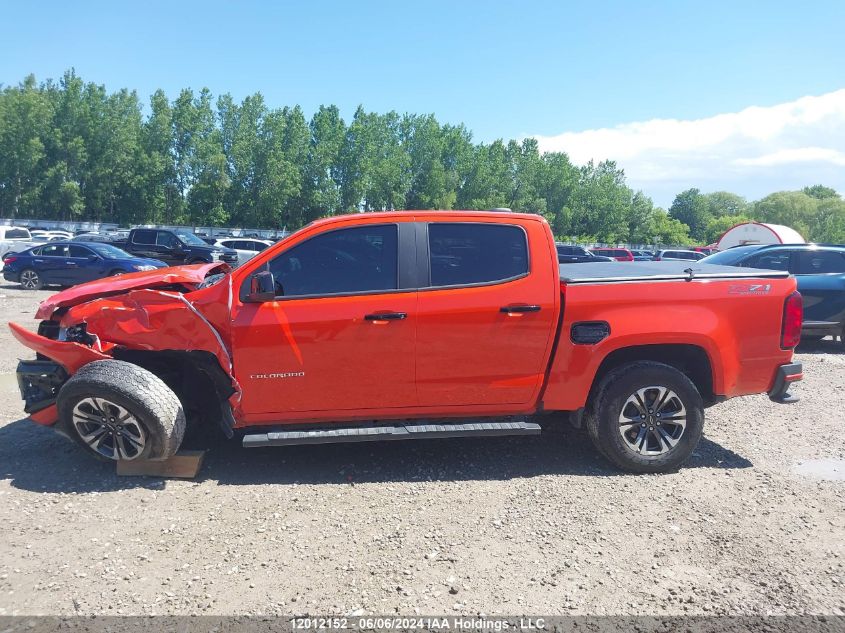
[
  {"xmin": 781, "ymin": 292, "xmax": 803, "ymax": 349},
  {"xmin": 2, "ymin": 256, "xmax": 17, "ymax": 264}
]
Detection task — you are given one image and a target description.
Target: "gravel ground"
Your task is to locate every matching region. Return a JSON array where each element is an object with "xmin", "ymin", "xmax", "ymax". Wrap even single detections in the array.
[{"xmin": 0, "ymin": 283, "xmax": 843, "ymax": 617}]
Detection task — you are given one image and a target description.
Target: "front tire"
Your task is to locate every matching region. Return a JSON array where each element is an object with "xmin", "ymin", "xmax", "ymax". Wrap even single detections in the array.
[
  {"xmin": 19, "ymin": 268, "xmax": 43, "ymax": 290},
  {"xmin": 57, "ymin": 360, "xmax": 186, "ymax": 462},
  {"xmin": 585, "ymin": 361, "xmax": 704, "ymax": 473}
]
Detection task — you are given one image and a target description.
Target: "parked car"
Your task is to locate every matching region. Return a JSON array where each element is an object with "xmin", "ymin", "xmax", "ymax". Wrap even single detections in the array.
[
  {"xmin": 29, "ymin": 235, "xmax": 67, "ymax": 244},
  {"xmin": 0, "ymin": 226, "xmax": 36, "ymax": 259},
  {"xmin": 72, "ymin": 232, "xmax": 115, "ymax": 243},
  {"xmin": 214, "ymin": 238, "xmax": 274, "ymax": 266},
  {"xmin": 590, "ymin": 247, "xmax": 634, "ymax": 262},
  {"xmin": 701, "ymin": 244, "xmax": 845, "ymax": 343},
  {"xmin": 2, "ymin": 242, "xmax": 166, "ymax": 290},
  {"xmin": 111, "ymin": 228, "xmax": 239, "ymax": 267},
  {"xmin": 556, "ymin": 244, "xmax": 613, "ymax": 264},
  {"xmin": 10, "ymin": 211, "xmax": 801, "ymax": 474},
  {"xmin": 653, "ymin": 249, "xmax": 705, "ymax": 262},
  {"xmin": 630, "ymin": 250, "xmax": 655, "ymax": 261}
]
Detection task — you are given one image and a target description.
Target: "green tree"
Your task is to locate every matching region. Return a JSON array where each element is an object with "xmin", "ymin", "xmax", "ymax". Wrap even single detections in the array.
[
  {"xmin": 704, "ymin": 191, "xmax": 749, "ymax": 217},
  {"xmin": 569, "ymin": 161, "xmax": 630, "ymax": 242},
  {"xmin": 647, "ymin": 209, "xmax": 691, "ymax": 246},
  {"xmin": 668, "ymin": 188, "xmax": 712, "ymax": 241},
  {"xmin": 802, "ymin": 184, "xmax": 840, "ymax": 200},
  {"xmin": 753, "ymin": 191, "xmax": 818, "ymax": 239},
  {"xmin": 301, "ymin": 105, "xmax": 346, "ymax": 222},
  {"xmin": 0, "ymin": 75, "xmax": 52, "ymax": 217}
]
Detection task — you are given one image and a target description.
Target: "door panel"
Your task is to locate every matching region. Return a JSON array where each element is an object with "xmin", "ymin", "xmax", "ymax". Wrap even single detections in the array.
[
  {"xmin": 232, "ymin": 294, "xmax": 417, "ymax": 414},
  {"xmin": 35, "ymin": 244, "xmax": 71, "ymax": 284},
  {"xmin": 416, "ymin": 222, "xmax": 558, "ymax": 407},
  {"xmin": 67, "ymin": 245, "xmax": 101, "ymax": 283},
  {"xmin": 231, "ymin": 222, "xmax": 417, "ymax": 416},
  {"xmin": 794, "ymin": 250, "xmax": 845, "ymax": 325}
]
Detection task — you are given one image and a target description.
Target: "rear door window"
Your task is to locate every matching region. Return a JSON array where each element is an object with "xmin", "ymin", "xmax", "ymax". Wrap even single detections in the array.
[
  {"xmin": 795, "ymin": 250, "xmax": 845, "ymax": 274},
  {"xmin": 132, "ymin": 230, "xmax": 156, "ymax": 245},
  {"xmin": 40, "ymin": 244, "xmax": 69, "ymax": 257},
  {"xmin": 428, "ymin": 223, "xmax": 528, "ymax": 287}
]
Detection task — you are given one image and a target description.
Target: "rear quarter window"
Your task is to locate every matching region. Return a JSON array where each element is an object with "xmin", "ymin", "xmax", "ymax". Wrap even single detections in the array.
[
  {"xmin": 796, "ymin": 250, "xmax": 845, "ymax": 274},
  {"xmin": 428, "ymin": 223, "xmax": 528, "ymax": 287}
]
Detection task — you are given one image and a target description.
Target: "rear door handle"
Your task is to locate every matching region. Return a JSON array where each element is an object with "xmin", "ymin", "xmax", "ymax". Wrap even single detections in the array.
[
  {"xmin": 364, "ymin": 312, "xmax": 407, "ymax": 321},
  {"xmin": 500, "ymin": 305, "xmax": 541, "ymax": 313}
]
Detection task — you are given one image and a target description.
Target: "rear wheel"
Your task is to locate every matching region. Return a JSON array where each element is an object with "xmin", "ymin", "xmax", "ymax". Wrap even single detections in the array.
[
  {"xmin": 585, "ymin": 361, "xmax": 704, "ymax": 473},
  {"xmin": 57, "ymin": 360, "xmax": 186, "ymax": 462},
  {"xmin": 108, "ymin": 269, "xmax": 126, "ymax": 277},
  {"xmin": 19, "ymin": 268, "xmax": 43, "ymax": 290}
]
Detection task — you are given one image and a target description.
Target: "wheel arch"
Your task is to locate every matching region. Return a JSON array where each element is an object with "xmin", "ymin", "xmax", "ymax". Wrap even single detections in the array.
[
  {"xmin": 111, "ymin": 349, "xmax": 236, "ymax": 437},
  {"xmin": 589, "ymin": 344, "xmax": 717, "ymax": 407}
]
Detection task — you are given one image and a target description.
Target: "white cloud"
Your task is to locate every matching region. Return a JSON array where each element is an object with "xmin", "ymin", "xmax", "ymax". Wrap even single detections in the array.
[{"xmin": 532, "ymin": 90, "xmax": 845, "ymax": 207}]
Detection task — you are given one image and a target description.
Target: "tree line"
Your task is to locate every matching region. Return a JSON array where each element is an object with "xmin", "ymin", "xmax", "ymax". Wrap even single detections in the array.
[{"xmin": 1, "ymin": 70, "xmax": 843, "ymax": 245}]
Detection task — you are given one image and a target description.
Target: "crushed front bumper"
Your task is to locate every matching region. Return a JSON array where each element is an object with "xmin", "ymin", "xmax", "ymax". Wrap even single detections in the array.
[
  {"xmin": 768, "ymin": 362, "xmax": 802, "ymax": 404},
  {"xmin": 16, "ymin": 359, "xmax": 68, "ymax": 414}
]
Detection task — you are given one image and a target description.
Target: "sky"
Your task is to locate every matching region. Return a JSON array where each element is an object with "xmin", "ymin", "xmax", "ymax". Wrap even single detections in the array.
[{"xmin": 2, "ymin": 0, "xmax": 845, "ymax": 207}]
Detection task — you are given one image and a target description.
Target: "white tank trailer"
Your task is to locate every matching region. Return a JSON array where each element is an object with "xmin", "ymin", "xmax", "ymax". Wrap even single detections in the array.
[{"xmin": 716, "ymin": 222, "xmax": 805, "ymax": 250}]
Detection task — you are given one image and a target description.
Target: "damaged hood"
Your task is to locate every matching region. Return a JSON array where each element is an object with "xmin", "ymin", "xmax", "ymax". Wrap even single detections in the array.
[{"xmin": 35, "ymin": 263, "xmax": 229, "ymax": 319}]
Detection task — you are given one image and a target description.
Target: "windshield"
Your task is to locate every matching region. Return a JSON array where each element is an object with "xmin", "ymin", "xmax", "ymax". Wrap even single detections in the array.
[
  {"xmin": 174, "ymin": 231, "xmax": 209, "ymax": 246},
  {"xmin": 699, "ymin": 246, "xmax": 762, "ymax": 266},
  {"xmin": 88, "ymin": 243, "xmax": 133, "ymax": 259}
]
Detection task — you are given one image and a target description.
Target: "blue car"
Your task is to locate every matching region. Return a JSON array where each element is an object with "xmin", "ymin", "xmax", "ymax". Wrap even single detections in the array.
[
  {"xmin": 2, "ymin": 241, "xmax": 167, "ymax": 290},
  {"xmin": 701, "ymin": 244, "xmax": 845, "ymax": 344}
]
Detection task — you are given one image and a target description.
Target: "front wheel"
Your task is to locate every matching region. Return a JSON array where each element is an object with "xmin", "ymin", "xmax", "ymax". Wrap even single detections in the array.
[
  {"xmin": 19, "ymin": 268, "xmax": 43, "ymax": 290},
  {"xmin": 585, "ymin": 361, "xmax": 704, "ymax": 473},
  {"xmin": 56, "ymin": 360, "xmax": 186, "ymax": 462}
]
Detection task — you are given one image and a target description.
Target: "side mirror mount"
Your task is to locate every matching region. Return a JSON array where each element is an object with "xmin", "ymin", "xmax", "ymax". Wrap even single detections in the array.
[{"xmin": 246, "ymin": 270, "xmax": 277, "ymax": 303}]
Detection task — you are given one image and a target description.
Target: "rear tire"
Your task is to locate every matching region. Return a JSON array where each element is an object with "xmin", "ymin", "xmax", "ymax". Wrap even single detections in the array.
[
  {"xmin": 585, "ymin": 361, "xmax": 704, "ymax": 473},
  {"xmin": 19, "ymin": 268, "xmax": 43, "ymax": 290},
  {"xmin": 56, "ymin": 360, "xmax": 186, "ymax": 462},
  {"xmin": 108, "ymin": 269, "xmax": 126, "ymax": 277}
]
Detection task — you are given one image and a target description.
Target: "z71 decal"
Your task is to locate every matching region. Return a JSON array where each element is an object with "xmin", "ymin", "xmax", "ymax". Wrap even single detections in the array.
[{"xmin": 728, "ymin": 283, "xmax": 772, "ymax": 295}]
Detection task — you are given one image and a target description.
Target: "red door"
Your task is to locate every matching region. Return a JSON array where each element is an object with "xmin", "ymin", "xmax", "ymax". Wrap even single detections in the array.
[
  {"xmin": 415, "ymin": 220, "xmax": 558, "ymax": 407},
  {"xmin": 230, "ymin": 223, "xmax": 417, "ymax": 417}
]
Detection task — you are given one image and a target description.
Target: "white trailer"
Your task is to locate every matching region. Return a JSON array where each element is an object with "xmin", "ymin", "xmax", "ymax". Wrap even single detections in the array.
[{"xmin": 716, "ymin": 222, "xmax": 805, "ymax": 250}]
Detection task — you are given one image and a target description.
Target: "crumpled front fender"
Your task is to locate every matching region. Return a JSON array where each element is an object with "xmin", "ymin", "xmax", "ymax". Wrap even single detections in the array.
[{"xmin": 62, "ymin": 288, "xmax": 234, "ymax": 376}]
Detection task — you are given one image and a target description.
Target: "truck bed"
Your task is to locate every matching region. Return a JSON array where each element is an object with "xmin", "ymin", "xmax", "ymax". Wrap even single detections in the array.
[{"xmin": 560, "ymin": 261, "xmax": 790, "ymax": 284}]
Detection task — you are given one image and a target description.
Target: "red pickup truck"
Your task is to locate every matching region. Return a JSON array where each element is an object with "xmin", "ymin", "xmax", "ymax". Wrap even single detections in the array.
[{"xmin": 10, "ymin": 211, "xmax": 803, "ymax": 473}]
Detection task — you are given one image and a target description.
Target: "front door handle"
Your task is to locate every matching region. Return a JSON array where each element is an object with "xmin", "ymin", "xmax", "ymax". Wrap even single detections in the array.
[
  {"xmin": 364, "ymin": 312, "xmax": 407, "ymax": 321},
  {"xmin": 500, "ymin": 305, "xmax": 541, "ymax": 314}
]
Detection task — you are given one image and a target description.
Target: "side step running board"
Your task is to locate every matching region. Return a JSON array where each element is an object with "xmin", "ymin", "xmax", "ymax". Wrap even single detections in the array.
[{"xmin": 242, "ymin": 419, "xmax": 541, "ymax": 448}]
